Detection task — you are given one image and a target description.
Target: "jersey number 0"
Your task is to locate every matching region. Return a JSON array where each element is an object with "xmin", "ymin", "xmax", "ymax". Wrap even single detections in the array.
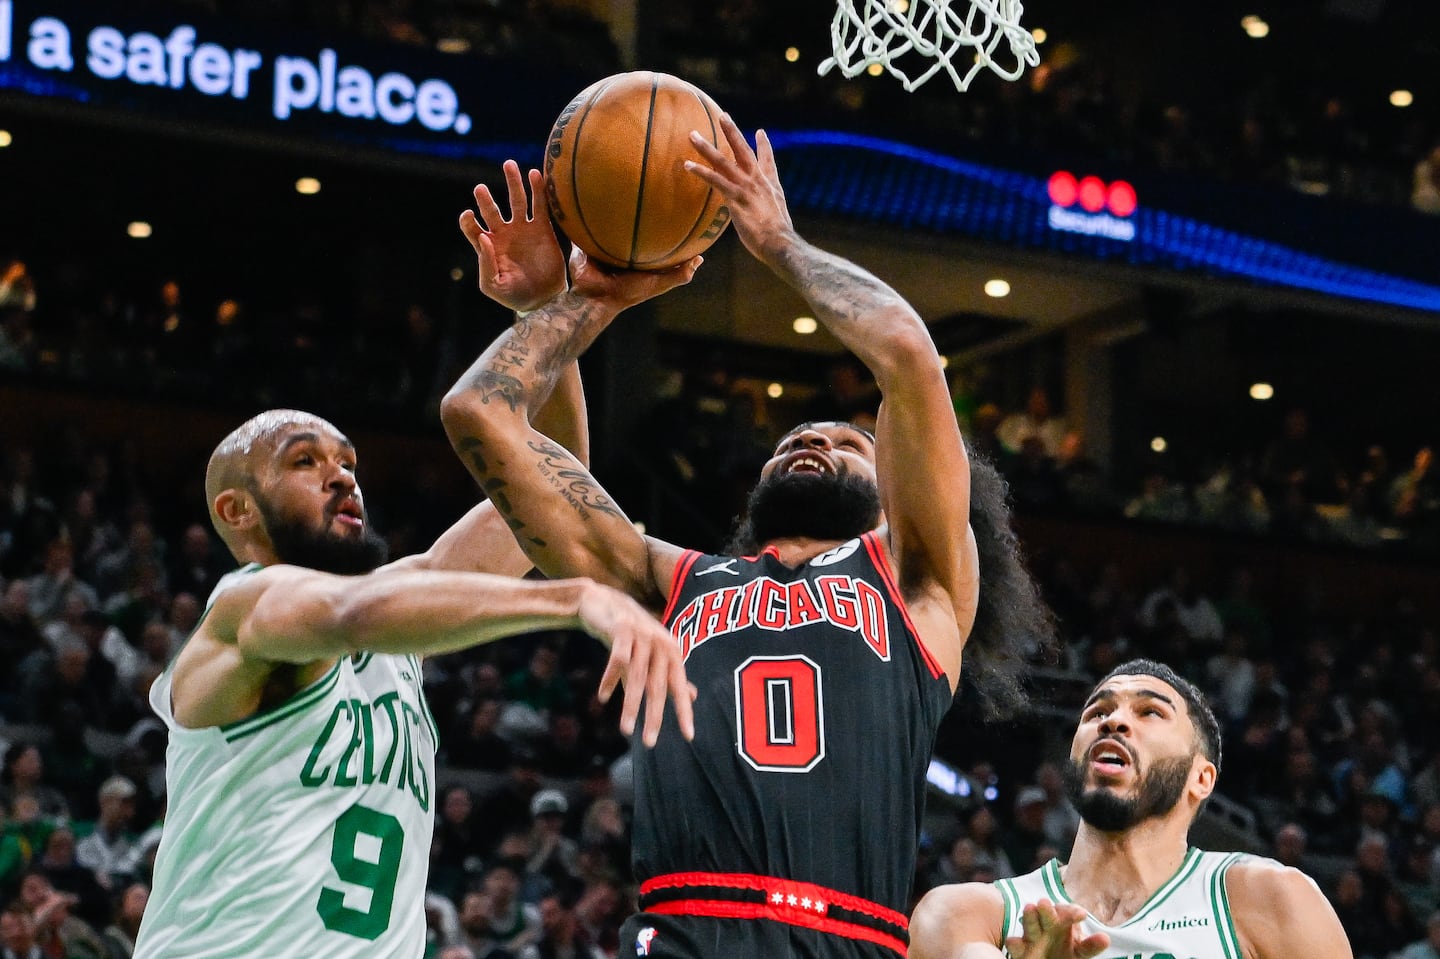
[{"xmin": 734, "ymin": 655, "xmax": 826, "ymax": 772}]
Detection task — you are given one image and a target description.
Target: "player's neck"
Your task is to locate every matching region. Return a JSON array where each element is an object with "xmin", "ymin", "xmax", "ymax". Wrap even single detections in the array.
[
  {"xmin": 757, "ymin": 536, "xmax": 852, "ymax": 567},
  {"xmin": 1059, "ymin": 817, "xmax": 1192, "ymax": 925}
]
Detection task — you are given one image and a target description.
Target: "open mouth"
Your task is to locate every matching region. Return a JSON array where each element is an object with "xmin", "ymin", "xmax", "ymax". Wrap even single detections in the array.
[
  {"xmin": 331, "ymin": 500, "xmax": 364, "ymax": 529},
  {"xmin": 782, "ymin": 453, "xmax": 832, "ymax": 476},
  {"xmin": 1088, "ymin": 739, "xmax": 1133, "ymax": 774}
]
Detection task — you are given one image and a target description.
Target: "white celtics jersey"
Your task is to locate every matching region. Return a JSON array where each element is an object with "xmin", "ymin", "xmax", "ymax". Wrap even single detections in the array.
[
  {"xmin": 135, "ymin": 566, "xmax": 439, "ymax": 959},
  {"xmin": 996, "ymin": 849, "xmax": 1253, "ymax": 959}
]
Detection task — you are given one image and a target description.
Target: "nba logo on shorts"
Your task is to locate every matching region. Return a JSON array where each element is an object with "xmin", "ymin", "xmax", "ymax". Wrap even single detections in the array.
[{"xmin": 635, "ymin": 926, "xmax": 658, "ymax": 955}]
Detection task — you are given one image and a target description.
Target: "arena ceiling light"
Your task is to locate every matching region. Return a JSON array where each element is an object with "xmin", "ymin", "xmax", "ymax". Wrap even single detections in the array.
[
  {"xmin": 1390, "ymin": 90, "xmax": 1414, "ymax": 108},
  {"xmin": 1241, "ymin": 15, "xmax": 1270, "ymax": 38},
  {"xmin": 0, "ymin": 130, "xmax": 11, "ymax": 148},
  {"xmin": 785, "ymin": 47, "xmax": 801, "ymax": 63},
  {"xmin": 984, "ymin": 278, "xmax": 1011, "ymax": 297},
  {"xmin": 1150, "ymin": 436, "xmax": 1168, "ymax": 453},
  {"xmin": 792, "ymin": 316, "xmax": 818, "ymax": 334},
  {"xmin": 1031, "ymin": 28, "xmax": 1046, "ymax": 43},
  {"xmin": 295, "ymin": 177, "xmax": 321, "ymax": 195},
  {"xmin": 127, "ymin": 221, "xmax": 153, "ymax": 238},
  {"xmin": 767, "ymin": 382, "xmax": 784, "ymax": 398},
  {"xmin": 1249, "ymin": 382, "xmax": 1275, "ymax": 401}
]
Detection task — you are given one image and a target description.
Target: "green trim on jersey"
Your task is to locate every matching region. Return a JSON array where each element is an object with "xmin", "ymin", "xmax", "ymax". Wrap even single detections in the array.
[
  {"xmin": 352, "ymin": 652, "xmax": 374, "ymax": 673},
  {"xmin": 1209, "ymin": 852, "xmax": 1245, "ymax": 959},
  {"xmin": 409, "ymin": 655, "xmax": 441, "ymax": 746},
  {"xmin": 996, "ymin": 877, "xmax": 1017, "ymax": 947},
  {"xmin": 222, "ymin": 660, "xmax": 343, "ymax": 742},
  {"xmin": 1042, "ymin": 848, "xmax": 1203, "ymax": 928}
]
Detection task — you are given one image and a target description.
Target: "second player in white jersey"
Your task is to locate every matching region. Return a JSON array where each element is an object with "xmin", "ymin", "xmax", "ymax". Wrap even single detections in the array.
[
  {"xmin": 996, "ymin": 849, "xmax": 1250, "ymax": 959},
  {"xmin": 138, "ymin": 566, "xmax": 438, "ymax": 958}
]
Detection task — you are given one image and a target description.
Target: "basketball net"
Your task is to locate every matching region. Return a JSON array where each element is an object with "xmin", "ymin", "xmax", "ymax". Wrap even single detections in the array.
[{"xmin": 818, "ymin": 0, "xmax": 1040, "ymax": 93}]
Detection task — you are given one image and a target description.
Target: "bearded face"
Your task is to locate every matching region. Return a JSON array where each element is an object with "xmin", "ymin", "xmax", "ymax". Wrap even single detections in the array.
[
  {"xmin": 729, "ymin": 469, "xmax": 882, "ymax": 554},
  {"xmin": 253, "ymin": 491, "xmax": 389, "ymax": 575},
  {"xmin": 1062, "ymin": 749, "xmax": 1194, "ymax": 832}
]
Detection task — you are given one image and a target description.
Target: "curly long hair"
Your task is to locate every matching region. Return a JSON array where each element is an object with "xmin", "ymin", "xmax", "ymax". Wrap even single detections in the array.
[{"xmin": 963, "ymin": 449, "xmax": 1057, "ymax": 721}]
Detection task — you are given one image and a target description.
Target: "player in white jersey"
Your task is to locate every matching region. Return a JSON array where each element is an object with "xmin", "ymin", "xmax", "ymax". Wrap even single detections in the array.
[
  {"xmin": 134, "ymin": 162, "xmax": 695, "ymax": 959},
  {"xmin": 910, "ymin": 659, "xmax": 1351, "ymax": 959}
]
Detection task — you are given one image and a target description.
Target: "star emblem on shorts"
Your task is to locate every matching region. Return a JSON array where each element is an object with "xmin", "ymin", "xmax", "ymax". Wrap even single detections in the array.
[
  {"xmin": 787, "ymin": 894, "xmax": 799, "ymax": 906},
  {"xmin": 813, "ymin": 900, "xmax": 827, "ymax": 914},
  {"xmin": 771, "ymin": 892, "xmax": 784, "ymax": 904}
]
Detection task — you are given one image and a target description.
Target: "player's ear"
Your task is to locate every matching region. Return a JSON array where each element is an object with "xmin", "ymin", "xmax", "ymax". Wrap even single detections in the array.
[
  {"xmin": 214, "ymin": 489, "xmax": 259, "ymax": 533},
  {"xmin": 1191, "ymin": 754, "xmax": 1217, "ymax": 802}
]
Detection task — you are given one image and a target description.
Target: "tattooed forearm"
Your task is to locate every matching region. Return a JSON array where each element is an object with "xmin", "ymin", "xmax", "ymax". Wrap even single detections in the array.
[
  {"xmin": 459, "ymin": 294, "xmax": 615, "ymax": 421},
  {"xmin": 529, "ymin": 439, "xmax": 625, "ymax": 521}
]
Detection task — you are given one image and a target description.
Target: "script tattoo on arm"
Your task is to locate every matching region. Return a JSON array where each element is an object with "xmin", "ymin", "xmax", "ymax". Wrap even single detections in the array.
[
  {"xmin": 453, "ymin": 436, "xmax": 546, "ymax": 548},
  {"xmin": 528, "ymin": 439, "xmax": 623, "ymax": 521}
]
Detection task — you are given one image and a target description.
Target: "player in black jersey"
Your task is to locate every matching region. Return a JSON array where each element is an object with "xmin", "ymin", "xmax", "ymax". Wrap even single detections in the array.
[{"xmin": 444, "ymin": 122, "xmax": 1053, "ymax": 958}]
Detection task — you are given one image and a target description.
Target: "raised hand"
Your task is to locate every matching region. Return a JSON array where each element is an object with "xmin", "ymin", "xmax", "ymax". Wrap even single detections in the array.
[
  {"xmin": 460, "ymin": 159, "xmax": 568, "ymax": 312},
  {"xmin": 684, "ymin": 114, "xmax": 796, "ymax": 266},
  {"xmin": 1004, "ymin": 900, "xmax": 1110, "ymax": 959},
  {"xmin": 576, "ymin": 579, "xmax": 696, "ymax": 747},
  {"xmin": 566, "ymin": 245, "xmax": 702, "ymax": 312}
]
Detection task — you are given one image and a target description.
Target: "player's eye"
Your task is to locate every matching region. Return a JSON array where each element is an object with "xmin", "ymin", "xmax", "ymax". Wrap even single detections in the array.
[{"xmin": 294, "ymin": 454, "xmax": 314, "ymax": 466}]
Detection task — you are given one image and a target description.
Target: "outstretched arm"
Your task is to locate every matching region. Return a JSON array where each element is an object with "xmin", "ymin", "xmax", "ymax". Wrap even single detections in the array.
[
  {"xmin": 176, "ymin": 564, "xmax": 694, "ymax": 744},
  {"xmin": 441, "ymin": 235, "xmax": 699, "ymax": 606},
  {"xmin": 686, "ymin": 116, "xmax": 975, "ymax": 681}
]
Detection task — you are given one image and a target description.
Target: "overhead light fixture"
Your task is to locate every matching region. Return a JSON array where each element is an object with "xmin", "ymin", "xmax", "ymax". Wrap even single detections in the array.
[
  {"xmin": 1240, "ymin": 15, "xmax": 1270, "ymax": 38},
  {"xmin": 436, "ymin": 37, "xmax": 470, "ymax": 54},
  {"xmin": 785, "ymin": 47, "xmax": 800, "ymax": 63},
  {"xmin": 1031, "ymin": 28, "xmax": 1047, "ymax": 43},
  {"xmin": 984, "ymin": 279, "xmax": 1011, "ymax": 298},
  {"xmin": 792, "ymin": 316, "xmax": 818, "ymax": 334},
  {"xmin": 295, "ymin": 177, "xmax": 321, "ymax": 195},
  {"xmin": 939, "ymin": 356, "xmax": 950, "ymax": 369},
  {"xmin": 449, "ymin": 268, "xmax": 464, "ymax": 282},
  {"xmin": 127, "ymin": 221, "xmax": 153, "ymax": 239},
  {"xmin": 1150, "ymin": 436, "xmax": 1168, "ymax": 453},
  {"xmin": 1249, "ymin": 382, "xmax": 1274, "ymax": 400},
  {"xmin": 767, "ymin": 382, "xmax": 784, "ymax": 398},
  {"xmin": 0, "ymin": 130, "xmax": 11, "ymax": 148},
  {"xmin": 1390, "ymin": 90, "xmax": 1414, "ymax": 108},
  {"xmin": 867, "ymin": 63, "xmax": 884, "ymax": 77}
]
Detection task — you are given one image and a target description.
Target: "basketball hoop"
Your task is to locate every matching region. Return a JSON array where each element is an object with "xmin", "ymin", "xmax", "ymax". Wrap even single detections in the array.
[{"xmin": 818, "ymin": 0, "xmax": 1040, "ymax": 93}]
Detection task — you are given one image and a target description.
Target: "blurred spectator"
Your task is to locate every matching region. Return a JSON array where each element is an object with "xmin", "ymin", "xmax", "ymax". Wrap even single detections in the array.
[
  {"xmin": 75, "ymin": 778, "xmax": 138, "ymax": 888},
  {"xmin": 997, "ymin": 387, "xmax": 1066, "ymax": 459},
  {"xmin": 1000, "ymin": 787, "xmax": 1050, "ymax": 873},
  {"xmin": 0, "ymin": 261, "xmax": 36, "ymax": 315},
  {"xmin": 16, "ymin": 870, "xmax": 105, "ymax": 958},
  {"xmin": 1413, "ymin": 144, "xmax": 1440, "ymax": 215},
  {"xmin": 0, "ymin": 745, "xmax": 68, "ymax": 822},
  {"xmin": 163, "ymin": 524, "xmax": 225, "ymax": 602},
  {"xmin": 517, "ymin": 889, "xmax": 605, "ymax": 959},
  {"xmin": 1259, "ymin": 407, "xmax": 1343, "ymax": 504},
  {"xmin": 33, "ymin": 827, "xmax": 110, "ymax": 930},
  {"xmin": 446, "ymin": 697, "xmax": 513, "ymax": 772},
  {"xmin": 505, "ymin": 646, "xmax": 573, "ymax": 715},
  {"xmin": 99, "ymin": 882, "xmax": 147, "ymax": 959},
  {"xmin": 1138, "ymin": 567, "xmax": 1224, "ymax": 648},
  {"xmin": 24, "ymin": 540, "xmax": 98, "ymax": 627},
  {"xmin": 1032, "ymin": 762, "xmax": 1079, "ymax": 854},
  {"xmin": 1123, "ymin": 469, "xmax": 1191, "ymax": 524},
  {"xmin": 525, "ymin": 790, "xmax": 579, "ymax": 888},
  {"xmin": 466, "ymin": 860, "xmax": 541, "ymax": 956}
]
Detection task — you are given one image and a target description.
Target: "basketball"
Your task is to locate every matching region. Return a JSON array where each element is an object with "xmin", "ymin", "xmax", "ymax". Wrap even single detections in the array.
[{"xmin": 543, "ymin": 71, "xmax": 734, "ymax": 271}]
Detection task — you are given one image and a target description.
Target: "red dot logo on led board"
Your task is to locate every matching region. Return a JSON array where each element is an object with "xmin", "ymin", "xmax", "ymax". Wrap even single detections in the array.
[
  {"xmin": 1048, "ymin": 171, "xmax": 1137, "ymax": 218},
  {"xmin": 1047, "ymin": 171, "xmax": 1078, "ymax": 207}
]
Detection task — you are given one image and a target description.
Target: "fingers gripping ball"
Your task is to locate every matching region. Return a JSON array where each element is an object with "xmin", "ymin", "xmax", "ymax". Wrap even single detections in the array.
[{"xmin": 544, "ymin": 71, "xmax": 734, "ymax": 271}]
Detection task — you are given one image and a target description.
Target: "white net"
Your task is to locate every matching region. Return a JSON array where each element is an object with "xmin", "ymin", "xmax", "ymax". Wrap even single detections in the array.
[{"xmin": 818, "ymin": 0, "xmax": 1040, "ymax": 93}]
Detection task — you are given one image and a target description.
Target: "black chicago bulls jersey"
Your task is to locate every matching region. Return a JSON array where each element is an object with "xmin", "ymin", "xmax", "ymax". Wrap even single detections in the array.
[{"xmin": 632, "ymin": 531, "xmax": 955, "ymax": 915}]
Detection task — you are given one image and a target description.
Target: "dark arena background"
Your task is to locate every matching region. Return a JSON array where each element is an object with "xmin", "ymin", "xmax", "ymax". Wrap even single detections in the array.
[{"xmin": 2, "ymin": 1, "xmax": 1440, "ymax": 956}]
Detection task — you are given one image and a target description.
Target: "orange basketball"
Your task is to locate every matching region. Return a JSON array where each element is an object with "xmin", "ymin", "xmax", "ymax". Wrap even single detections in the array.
[{"xmin": 543, "ymin": 71, "xmax": 734, "ymax": 271}]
